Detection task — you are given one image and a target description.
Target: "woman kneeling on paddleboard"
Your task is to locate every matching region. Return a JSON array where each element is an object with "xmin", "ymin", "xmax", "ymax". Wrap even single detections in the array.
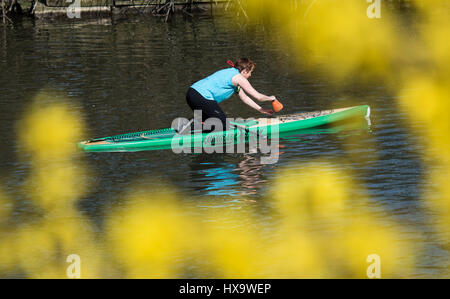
[{"xmin": 186, "ymin": 58, "xmax": 278, "ymax": 131}]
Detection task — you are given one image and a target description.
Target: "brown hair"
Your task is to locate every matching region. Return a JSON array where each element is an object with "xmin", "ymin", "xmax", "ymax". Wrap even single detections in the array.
[{"xmin": 234, "ymin": 58, "xmax": 255, "ymax": 73}]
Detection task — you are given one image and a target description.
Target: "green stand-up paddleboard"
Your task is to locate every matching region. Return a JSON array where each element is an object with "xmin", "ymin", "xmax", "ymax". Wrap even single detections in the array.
[{"xmin": 78, "ymin": 105, "xmax": 370, "ymax": 152}]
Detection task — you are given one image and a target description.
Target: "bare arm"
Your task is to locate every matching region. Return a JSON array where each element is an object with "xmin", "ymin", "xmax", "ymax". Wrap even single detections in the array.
[
  {"xmin": 238, "ymin": 89, "xmax": 273, "ymax": 115},
  {"xmin": 233, "ymin": 74, "xmax": 276, "ymax": 102}
]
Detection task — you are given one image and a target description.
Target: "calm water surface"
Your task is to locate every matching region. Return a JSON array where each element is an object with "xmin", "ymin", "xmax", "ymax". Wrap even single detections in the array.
[{"xmin": 0, "ymin": 15, "xmax": 447, "ymax": 277}]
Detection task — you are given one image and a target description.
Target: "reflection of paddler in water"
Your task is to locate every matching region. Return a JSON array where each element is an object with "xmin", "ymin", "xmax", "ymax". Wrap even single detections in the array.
[
  {"xmin": 187, "ymin": 154, "xmax": 241, "ymax": 196},
  {"xmin": 186, "ymin": 153, "xmax": 279, "ymax": 198},
  {"xmin": 236, "ymin": 154, "xmax": 267, "ymax": 197}
]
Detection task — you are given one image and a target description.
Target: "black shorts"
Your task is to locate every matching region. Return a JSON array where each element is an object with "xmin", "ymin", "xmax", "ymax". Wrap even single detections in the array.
[{"xmin": 186, "ymin": 87, "xmax": 227, "ymax": 128}]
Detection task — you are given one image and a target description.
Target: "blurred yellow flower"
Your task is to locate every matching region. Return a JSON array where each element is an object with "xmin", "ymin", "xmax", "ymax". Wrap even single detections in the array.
[
  {"xmin": 204, "ymin": 212, "xmax": 267, "ymax": 278},
  {"xmin": 337, "ymin": 218, "xmax": 413, "ymax": 278},
  {"xmin": 106, "ymin": 192, "xmax": 201, "ymax": 278},
  {"xmin": 270, "ymin": 163, "xmax": 413, "ymax": 278},
  {"xmin": 398, "ymin": 76, "xmax": 450, "ymax": 161},
  {"xmin": 266, "ymin": 231, "xmax": 326, "ymax": 278},
  {"xmin": 26, "ymin": 163, "xmax": 88, "ymax": 211},
  {"xmin": 247, "ymin": 0, "xmax": 397, "ymax": 82},
  {"xmin": 272, "ymin": 163, "xmax": 350, "ymax": 229},
  {"xmin": 18, "ymin": 93, "xmax": 84, "ymax": 162},
  {"xmin": 0, "ymin": 189, "xmax": 10, "ymax": 223},
  {"xmin": 5, "ymin": 209, "xmax": 100, "ymax": 278},
  {"xmin": 0, "ymin": 232, "xmax": 16, "ymax": 273}
]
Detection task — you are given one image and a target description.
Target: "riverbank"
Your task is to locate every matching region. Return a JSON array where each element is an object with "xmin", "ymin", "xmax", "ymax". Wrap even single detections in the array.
[{"xmin": 1, "ymin": 0, "xmax": 228, "ymax": 21}]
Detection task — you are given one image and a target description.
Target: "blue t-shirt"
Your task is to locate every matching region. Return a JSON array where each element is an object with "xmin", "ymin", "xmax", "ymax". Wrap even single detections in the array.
[{"xmin": 191, "ymin": 68, "xmax": 240, "ymax": 103}]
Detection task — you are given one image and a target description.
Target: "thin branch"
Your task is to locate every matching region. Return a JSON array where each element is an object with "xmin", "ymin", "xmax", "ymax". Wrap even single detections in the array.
[{"xmin": 303, "ymin": 0, "xmax": 317, "ymax": 21}]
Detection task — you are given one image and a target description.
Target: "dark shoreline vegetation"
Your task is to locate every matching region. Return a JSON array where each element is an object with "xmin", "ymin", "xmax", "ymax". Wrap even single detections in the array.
[
  {"xmin": 0, "ymin": 0, "xmax": 416, "ymax": 23},
  {"xmin": 0, "ymin": 0, "xmax": 231, "ymax": 21}
]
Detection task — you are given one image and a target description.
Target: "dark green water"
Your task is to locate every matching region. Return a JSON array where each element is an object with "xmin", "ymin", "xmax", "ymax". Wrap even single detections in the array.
[{"xmin": 0, "ymin": 14, "xmax": 447, "ymax": 277}]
